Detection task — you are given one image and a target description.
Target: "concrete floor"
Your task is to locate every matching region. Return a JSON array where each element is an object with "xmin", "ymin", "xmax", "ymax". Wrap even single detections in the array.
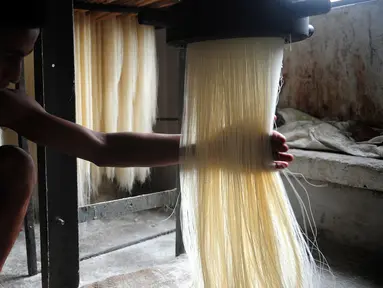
[
  {"xmin": 0, "ymin": 209, "xmax": 176, "ymax": 287},
  {"xmin": 0, "ymin": 209, "xmax": 382, "ymax": 287}
]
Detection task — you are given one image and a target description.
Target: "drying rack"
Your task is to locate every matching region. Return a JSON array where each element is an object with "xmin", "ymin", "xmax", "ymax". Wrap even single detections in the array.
[
  {"xmin": 19, "ymin": 1, "xmax": 185, "ymax": 287},
  {"xmin": 18, "ymin": 0, "xmax": 373, "ymax": 287}
]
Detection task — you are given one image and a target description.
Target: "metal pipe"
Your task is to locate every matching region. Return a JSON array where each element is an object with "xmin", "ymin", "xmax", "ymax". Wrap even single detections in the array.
[
  {"xmin": 16, "ymin": 61, "xmax": 38, "ymax": 277},
  {"xmin": 80, "ymin": 229, "xmax": 176, "ymax": 261},
  {"xmin": 175, "ymin": 47, "xmax": 186, "ymax": 257},
  {"xmin": 33, "ymin": 34, "xmax": 50, "ymax": 288},
  {"xmin": 156, "ymin": 117, "xmax": 179, "ymax": 121},
  {"xmin": 331, "ymin": 0, "xmax": 376, "ymax": 8}
]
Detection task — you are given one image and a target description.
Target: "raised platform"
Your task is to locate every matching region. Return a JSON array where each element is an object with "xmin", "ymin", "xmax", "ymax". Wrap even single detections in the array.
[
  {"xmin": 288, "ymin": 149, "xmax": 383, "ymax": 192},
  {"xmin": 284, "ymin": 149, "xmax": 383, "ymax": 251}
]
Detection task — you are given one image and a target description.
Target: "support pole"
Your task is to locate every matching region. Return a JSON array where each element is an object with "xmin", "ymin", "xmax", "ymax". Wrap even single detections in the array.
[
  {"xmin": 34, "ymin": 35, "xmax": 50, "ymax": 288},
  {"xmin": 20, "ymin": 133, "xmax": 38, "ymax": 276},
  {"xmin": 36, "ymin": 1, "xmax": 79, "ymax": 287},
  {"xmin": 16, "ymin": 61, "xmax": 38, "ymax": 276},
  {"xmin": 175, "ymin": 47, "xmax": 186, "ymax": 257}
]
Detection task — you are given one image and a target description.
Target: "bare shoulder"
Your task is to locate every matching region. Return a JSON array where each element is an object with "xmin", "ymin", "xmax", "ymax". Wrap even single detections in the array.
[{"xmin": 0, "ymin": 89, "xmax": 44, "ymax": 129}]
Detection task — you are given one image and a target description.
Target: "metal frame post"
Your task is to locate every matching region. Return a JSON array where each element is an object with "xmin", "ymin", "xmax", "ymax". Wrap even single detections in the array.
[
  {"xmin": 19, "ymin": 136, "xmax": 38, "ymax": 276},
  {"xmin": 34, "ymin": 34, "xmax": 49, "ymax": 288},
  {"xmin": 175, "ymin": 46, "xmax": 186, "ymax": 257},
  {"xmin": 35, "ymin": 0, "xmax": 79, "ymax": 287},
  {"xmin": 16, "ymin": 61, "xmax": 38, "ymax": 276},
  {"xmin": 31, "ymin": 4, "xmax": 187, "ymax": 285}
]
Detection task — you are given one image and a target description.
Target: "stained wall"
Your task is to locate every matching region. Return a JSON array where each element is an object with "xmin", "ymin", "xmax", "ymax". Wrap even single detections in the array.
[{"xmin": 279, "ymin": 1, "xmax": 383, "ymax": 126}]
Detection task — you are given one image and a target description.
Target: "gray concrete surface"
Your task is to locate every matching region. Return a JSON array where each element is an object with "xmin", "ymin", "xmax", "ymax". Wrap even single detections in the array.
[
  {"xmin": 1, "ymin": 208, "xmax": 382, "ymax": 288},
  {"xmin": 0, "ymin": 209, "xmax": 176, "ymax": 286},
  {"xmin": 288, "ymin": 149, "xmax": 383, "ymax": 192},
  {"xmin": 0, "ymin": 233, "xmax": 178, "ymax": 288},
  {"xmin": 2, "ymin": 148, "xmax": 383, "ymax": 287},
  {"xmin": 3, "ymin": 232, "xmax": 382, "ymax": 288},
  {"xmin": 284, "ymin": 149, "xmax": 383, "ymax": 251},
  {"xmin": 81, "ymin": 247, "xmax": 382, "ymax": 288},
  {"xmin": 80, "ymin": 245, "xmax": 383, "ymax": 288}
]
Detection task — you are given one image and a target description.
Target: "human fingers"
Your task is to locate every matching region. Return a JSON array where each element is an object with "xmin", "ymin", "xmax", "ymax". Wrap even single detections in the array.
[
  {"xmin": 274, "ymin": 152, "xmax": 294, "ymax": 163},
  {"xmin": 273, "ymin": 161, "xmax": 289, "ymax": 170}
]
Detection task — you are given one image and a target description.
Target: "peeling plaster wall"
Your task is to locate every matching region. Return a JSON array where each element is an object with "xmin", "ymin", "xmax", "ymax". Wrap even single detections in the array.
[{"xmin": 279, "ymin": 1, "xmax": 383, "ymax": 127}]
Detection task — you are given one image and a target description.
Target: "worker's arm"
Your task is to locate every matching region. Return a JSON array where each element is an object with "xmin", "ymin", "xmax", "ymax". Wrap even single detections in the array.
[
  {"xmin": 0, "ymin": 89, "xmax": 292, "ymax": 168},
  {"xmin": 0, "ymin": 89, "xmax": 182, "ymax": 167}
]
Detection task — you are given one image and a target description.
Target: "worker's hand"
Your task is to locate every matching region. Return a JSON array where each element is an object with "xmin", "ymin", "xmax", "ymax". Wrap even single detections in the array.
[
  {"xmin": 271, "ymin": 115, "xmax": 294, "ymax": 170},
  {"xmin": 181, "ymin": 115, "xmax": 293, "ymax": 172},
  {"xmin": 271, "ymin": 115, "xmax": 293, "ymax": 170},
  {"xmin": 271, "ymin": 130, "xmax": 293, "ymax": 170}
]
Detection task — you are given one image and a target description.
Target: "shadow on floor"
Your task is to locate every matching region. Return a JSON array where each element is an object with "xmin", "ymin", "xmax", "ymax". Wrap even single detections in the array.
[{"xmin": 316, "ymin": 237, "xmax": 383, "ymax": 287}]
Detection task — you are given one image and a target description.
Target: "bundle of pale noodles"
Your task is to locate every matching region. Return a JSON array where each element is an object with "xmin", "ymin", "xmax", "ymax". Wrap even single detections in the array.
[
  {"xmin": 74, "ymin": 12, "xmax": 158, "ymax": 206},
  {"xmin": 180, "ymin": 38, "xmax": 320, "ymax": 287}
]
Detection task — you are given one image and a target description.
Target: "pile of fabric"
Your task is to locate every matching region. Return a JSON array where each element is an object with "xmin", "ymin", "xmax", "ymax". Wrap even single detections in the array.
[{"xmin": 276, "ymin": 108, "xmax": 383, "ymax": 159}]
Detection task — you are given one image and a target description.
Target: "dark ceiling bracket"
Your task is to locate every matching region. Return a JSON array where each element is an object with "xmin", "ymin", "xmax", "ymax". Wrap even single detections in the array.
[
  {"xmin": 138, "ymin": 0, "xmax": 332, "ymax": 46},
  {"xmin": 73, "ymin": 1, "xmax": 158, "ymax": 14}
]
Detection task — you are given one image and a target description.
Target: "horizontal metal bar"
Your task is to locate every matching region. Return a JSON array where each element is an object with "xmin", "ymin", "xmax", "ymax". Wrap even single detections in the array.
[
  {"xmin": 78, "ymin": 189, "xmax": 178, "ymax": 223},
  {"xmin": 80, "ymin": 229, "xmax": 175, "ymax": 261},
  {"xmin": 74, "ymin": 1, "xmax": 148, "ymax": 13},
  {"xmin": 156, "ymin": 117, "xmax": 179, "ymax": 121},
  {"xmin": 331, "ymin": 0, "xmax": 375, "ymax": 8}
]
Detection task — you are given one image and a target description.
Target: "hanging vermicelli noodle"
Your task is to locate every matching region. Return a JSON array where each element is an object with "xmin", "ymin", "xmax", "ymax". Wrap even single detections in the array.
[
  {"xmin": 0, "ymin": 13, "xmax": 158, "ymax": 206},
  {"xmin": 89, "ymin": 14, "xmax": 103, "ymax": 196},
  {"xmin": 73, "ymin": 13, "xmax": 158, "ymax": 205},
  {"xmin": 74, "ymin": 12, "xmax": 87, "ymax": 206},
  {"xmin": 102, "ymin": 16, "xmax": 123, "ymax": 181},
  {"xmin": 82, "ymin": 14, "xmax": 93, "ymax": 200},
  {"xmin": 134, "ymin": 22, "xmax": 158, "ymax": 183},
  {"xmin": 115, "ymin": 15, "xmax": 139, "ymax": 190},
  {"xmin": 180, "ymin": 38, "xmax": 319, "ymax": 287}
]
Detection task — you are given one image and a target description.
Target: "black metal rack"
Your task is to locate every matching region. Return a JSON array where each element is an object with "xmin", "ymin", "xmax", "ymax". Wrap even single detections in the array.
[
  {"xmin": 35, "ymin": 1, "xmax": 79, "ymax": 286},
  {"xmin": 17, "ymin": 1, "xmax": 185, "ymax": 287},
  {"xmin": 24, "ymin": 0, "xmax": 359, "ymax": 285}
]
